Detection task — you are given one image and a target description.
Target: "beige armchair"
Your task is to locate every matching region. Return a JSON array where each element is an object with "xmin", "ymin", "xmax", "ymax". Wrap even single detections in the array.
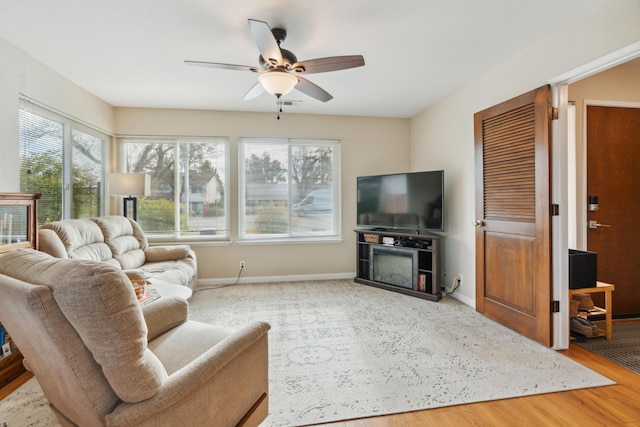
[{"xmin": 0, "ymin": 249, "xmax": 270, "ymax": 427}]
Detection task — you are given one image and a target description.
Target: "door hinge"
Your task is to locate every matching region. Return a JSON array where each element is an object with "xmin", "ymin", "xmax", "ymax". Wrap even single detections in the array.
[
  {"xmin": 552, "ymin": 107, "xmax": 559, "ymax": 120},
  {"xmin": 551, "ymin": 204, "xmax": 559, "ymax": 216},
  {"xmin": 552, "ymin": 300, "xmax": 560, "ymax": 313}
]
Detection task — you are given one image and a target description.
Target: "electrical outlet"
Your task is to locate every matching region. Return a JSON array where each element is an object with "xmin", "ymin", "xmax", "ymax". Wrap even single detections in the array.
[
  {"xmin": 240, "ymin": 261, "xmax": 246, "ymax": 270},
  {"xmin": 457, "ymin": 274, "xmax": 462, "ymax": 286},
  {"xmin": 2, "ymin": 343, "xmax": 11, "ymax": 358}
]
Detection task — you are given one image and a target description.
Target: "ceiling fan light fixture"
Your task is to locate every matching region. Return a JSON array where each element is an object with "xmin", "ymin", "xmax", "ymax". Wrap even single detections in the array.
[{"xmin": 258, "ymin": 71, "xmax": 298, "ymax": 97}]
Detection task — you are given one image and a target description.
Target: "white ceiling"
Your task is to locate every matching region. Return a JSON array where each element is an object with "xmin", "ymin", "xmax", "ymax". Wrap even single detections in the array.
[{"xmin": 0, "ymin": 0, "xmax": 607, "ymax": 118}]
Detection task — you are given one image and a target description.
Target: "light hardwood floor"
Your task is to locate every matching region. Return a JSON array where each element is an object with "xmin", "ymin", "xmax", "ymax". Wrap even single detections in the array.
[{"xmin": 2, "ymin": 343, "xmax": 638, "ymax": 426}]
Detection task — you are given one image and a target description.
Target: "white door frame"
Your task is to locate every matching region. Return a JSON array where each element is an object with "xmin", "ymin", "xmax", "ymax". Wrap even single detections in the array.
[{"xmin": 548, "ymin": 40, "xmax": 640, "ymax": 350}]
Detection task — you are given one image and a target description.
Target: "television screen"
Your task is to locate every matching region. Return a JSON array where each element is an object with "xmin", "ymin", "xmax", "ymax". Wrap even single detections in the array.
[{"xmin": 357, "ymin": 170, "xmax": 444, "ymax": 232}]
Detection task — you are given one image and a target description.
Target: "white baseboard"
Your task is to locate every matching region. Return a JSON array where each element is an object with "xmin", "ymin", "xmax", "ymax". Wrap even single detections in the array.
[
  {"xmin": 447, "ymin": 291, "xmax": 474, "ymax": 308},
  {"xmin": 196, "ymin": 272, "xmax": 356, "ymax": 290}
]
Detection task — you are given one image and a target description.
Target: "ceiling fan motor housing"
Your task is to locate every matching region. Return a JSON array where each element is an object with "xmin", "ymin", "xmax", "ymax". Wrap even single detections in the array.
[
  {"xmin": 258, "ymin": 27, "xmax": 301, "ymax": 71},
  {"xmin": 259, "ymin": 48, "xmax": 298, "ymax": 70}
]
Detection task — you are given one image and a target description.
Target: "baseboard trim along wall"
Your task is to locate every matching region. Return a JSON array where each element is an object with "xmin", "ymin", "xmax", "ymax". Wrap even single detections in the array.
[
  {"xmin": 195, "ymin": 272, "xmax": 474, "ymax": 308},
  {"xmin": 195, "ymin": 272, "xmax": 356, "ymax": 290}
]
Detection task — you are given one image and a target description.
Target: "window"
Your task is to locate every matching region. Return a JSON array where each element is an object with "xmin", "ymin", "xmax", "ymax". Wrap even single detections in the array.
[
  {"xmin": 19, "ymin": 99, "xmax": 107, "ymax": 224},
  {"xmin": 121, "ymin": 137, "xmax": 229, "ymax": 241},
  {"xmin": 239, "ymin": 138, "xmax": 340, "ymax": 241}
]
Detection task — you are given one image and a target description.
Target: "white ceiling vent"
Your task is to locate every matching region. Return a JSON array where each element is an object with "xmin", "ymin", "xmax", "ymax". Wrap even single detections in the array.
[{"xmin": 278, "ymin": 100, "xmax": 302, "ymax": 107}]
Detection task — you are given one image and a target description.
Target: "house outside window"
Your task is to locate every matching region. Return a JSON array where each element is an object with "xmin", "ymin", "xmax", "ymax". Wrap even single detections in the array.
[
  {"xmin": 19, "ymin": 99, "xmax": 107, "ymax": 224},
  {"xmin": 239, "ymin": 138, "xmax": 340, "ymax": 241},
  {"xmin": 121, "ymin": 137, "xmax": 229, "ymax": 241}
]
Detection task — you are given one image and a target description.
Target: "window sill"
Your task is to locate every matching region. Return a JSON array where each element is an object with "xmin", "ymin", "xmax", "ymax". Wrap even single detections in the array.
[
  {"xmin": 238, "ymin": 236, "xmax": 343, "ymax": 245},
  {"xmin": 147, "ymin": 236, "xmax": 231, "ymax": 247}
]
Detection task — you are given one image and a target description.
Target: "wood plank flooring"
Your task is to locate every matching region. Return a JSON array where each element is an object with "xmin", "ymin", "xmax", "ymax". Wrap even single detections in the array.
[
  {"xmin": 2, "ymin": 344, "xmax": 638, "ymax": 426},
  {"xmin": 0, "ymin": 370, "xmax": 32, "ymax": 400}
]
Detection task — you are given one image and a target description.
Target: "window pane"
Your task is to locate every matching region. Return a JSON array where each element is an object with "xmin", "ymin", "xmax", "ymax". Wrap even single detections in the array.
[
  {"xmin": 240, "ymin": 138, "xmax": 339, "ymax": 240},
  {"xmin": 19, "ymin": 109, "xmax": 64, "ymax": 224},
  {"xmin": 123, "ymin": 138, "xmax": 228, "ymax": 239},
  {"xmin": 125, "ymin": 141, "xmax": 177, "ymax": 234},
  {"xmin": 244, "ymin": 142, "xmax": 289, "ymax": 236},
  {"xmin": 71, "ymin": 129, "xmax": 104, "ymax": 219},
  {"xmin": 290, "ymin": 145, "xmax": 335, "ymax": 235}
]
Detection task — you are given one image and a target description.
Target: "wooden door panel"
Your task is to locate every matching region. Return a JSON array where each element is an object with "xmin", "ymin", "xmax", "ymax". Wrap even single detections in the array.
[
  {"xmin": 474, "ymin": 85, "xmax": 552, "ymax": 346},
  {"xmin": 587, "ymin": 106, "xmax": 640, "ymax": 316},
  {"xmin": 485, "ymin": 232, "xmax": 535, "ymax": 314}
]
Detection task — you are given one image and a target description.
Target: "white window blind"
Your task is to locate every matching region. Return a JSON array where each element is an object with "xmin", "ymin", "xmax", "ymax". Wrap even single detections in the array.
[{"xmin": 19, "ymin": 99, "xmax": 108, "ymax": 224}]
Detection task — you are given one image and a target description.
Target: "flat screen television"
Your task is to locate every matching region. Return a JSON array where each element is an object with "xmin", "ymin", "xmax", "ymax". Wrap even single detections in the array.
[{"xmin": 357, "ymin": 170, "xmax": 444, "ymax": 232}]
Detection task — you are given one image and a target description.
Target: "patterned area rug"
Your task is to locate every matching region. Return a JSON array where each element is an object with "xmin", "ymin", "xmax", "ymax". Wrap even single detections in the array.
[
  {"xmin": 573, "ymin": 321, "xmax": 640, "ymax": 374},
  {"xmin": 0, "ymin": 280, "xmax": 614, "ymax": 427},
  {"xmin": 189, "ymin": 280, "xmax": 613, "ymax": 426}
]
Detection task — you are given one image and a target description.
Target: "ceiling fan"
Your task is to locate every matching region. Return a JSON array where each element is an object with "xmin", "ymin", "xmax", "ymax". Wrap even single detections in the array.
[{"xmin": 185, "ymin": 19, "xmax": 365, "ymax": 103}]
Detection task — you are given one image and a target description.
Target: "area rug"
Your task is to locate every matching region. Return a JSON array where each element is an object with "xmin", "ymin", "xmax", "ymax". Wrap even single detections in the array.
[
  {"xmin": 189, "ymin": 280, "xmax": 613, "ymax": 426},
  {"xmin": 0, "ymin": 280, "xmax": 614, "ymax": 427},
  {"xmin": 573, "ymin": 321, "xmax": 640, "ymax": 375}
]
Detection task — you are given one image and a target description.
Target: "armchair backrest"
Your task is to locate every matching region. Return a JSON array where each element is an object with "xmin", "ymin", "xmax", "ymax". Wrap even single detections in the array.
[{"xmin": 0, "ymin": 249, "xmax": 167, "ymax": 426}]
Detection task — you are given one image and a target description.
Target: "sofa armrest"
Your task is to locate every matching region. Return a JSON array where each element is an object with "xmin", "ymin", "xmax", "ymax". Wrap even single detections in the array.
[
  {"xmin": 141, "ymin": 297, "xmax": 189, "ymax": 341},
  {"xmin": 105, "ymin": 321, "xmax": 270, "ymax": 426},
  {"xmin": 144, "ymin": 245, "xmax": 192, "ymax": 262},
  {"xmin": 38, "ymin": 229, "xmax": 69, "ymax": 259}
]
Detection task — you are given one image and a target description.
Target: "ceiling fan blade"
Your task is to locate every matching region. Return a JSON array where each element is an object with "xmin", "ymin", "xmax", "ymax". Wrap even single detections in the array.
[
  {"xmin": 294, "ymin": 77, "xmax": 333, "ymax": 102},
  {"xmin": 184, "ymin": 60, "xmax": 260, "ymax": 72},
  {"xmin": 243, "ymin": 82, "xmax": 265, "ymax": 100},
  {"xmin": 248, "ymin": 19, "xmax": 282, "ymax": 66},
  {"xmin": 292, "ymin": 55, "xmax": 365, "ymax": 74}
]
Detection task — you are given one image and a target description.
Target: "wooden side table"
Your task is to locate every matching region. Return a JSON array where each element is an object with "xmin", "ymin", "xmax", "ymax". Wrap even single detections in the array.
[{"xmin": 569, "ymin": 281, "xmax": 615, "ymax": 340}]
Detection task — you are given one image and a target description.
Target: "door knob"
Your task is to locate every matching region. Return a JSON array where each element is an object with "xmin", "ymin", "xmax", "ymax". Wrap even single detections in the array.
[
  {"xmin": 473, "ymin": 220, "xmax": 484, "ymax": 228},
  {"xmin": 588, "ymin": 220, "xmax": 610, "ymax": 229}
]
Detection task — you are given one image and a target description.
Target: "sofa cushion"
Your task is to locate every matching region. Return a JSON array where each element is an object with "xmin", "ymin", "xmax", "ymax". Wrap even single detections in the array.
[
  {"xmin": 93, "ymin": 216, "xmax": 148, "ymax": 270},
  {"xmin": 143, "ymin": 258, "xmax": 198, "ymax": 287},
  {"xmin": 40, "ymin": 219, "xmax": 119, "ymax": 267},
  {"xmin": 0, "ymin": 249, "xmax": 167, "ymax": 403}
]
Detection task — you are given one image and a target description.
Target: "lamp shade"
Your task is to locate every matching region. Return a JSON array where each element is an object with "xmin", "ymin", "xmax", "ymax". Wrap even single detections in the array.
[
  {"xmin": 258, "ymin": 71, "xmax": 298, "ymax": 97},
  {"xmin": 109, "ymin": 173, "xmax": 150, "ymax": 196}
]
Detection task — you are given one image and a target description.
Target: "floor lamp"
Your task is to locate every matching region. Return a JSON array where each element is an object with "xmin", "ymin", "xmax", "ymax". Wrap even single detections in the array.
[{"xmin": 109, "ymin": 173, "xmax": 150, "ymax": 221}]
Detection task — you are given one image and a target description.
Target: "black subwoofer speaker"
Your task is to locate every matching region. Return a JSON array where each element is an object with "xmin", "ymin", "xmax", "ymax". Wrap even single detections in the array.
[{"xmin": 568, "ymin": 249, "xmax": 597, "ymax": 289}]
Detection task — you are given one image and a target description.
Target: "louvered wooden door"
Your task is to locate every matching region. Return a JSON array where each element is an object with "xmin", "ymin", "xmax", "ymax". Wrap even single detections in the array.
[{"xmin": 474, "ymin": 85, "xmax": 553, "ymax": 347}]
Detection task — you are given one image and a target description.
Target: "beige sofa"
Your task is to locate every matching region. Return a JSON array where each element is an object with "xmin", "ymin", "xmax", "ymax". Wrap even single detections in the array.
[
  {"xmin": 38, "ymin": 215, "xmax": 197, "ymax": 290},
  {"xmin": 0, "ymin": 249, "xmax": 270, "ymax": 426}
]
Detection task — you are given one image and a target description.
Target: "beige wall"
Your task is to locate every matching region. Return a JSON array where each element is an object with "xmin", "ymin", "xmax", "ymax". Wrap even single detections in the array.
[
  {"xmin": 568, "ymin": 59, "xmax": 640, "ymax": 249},
  {"xmin": 410, "ymin": 0, "xmax": 640, "ymax": 306},
  {"xmin": 114, "ymin": 108, "xmax": 411, "ymax": 281},
  {"xmin": 0, "ymin": 37, "xmax": 114, "ymax": 192}
]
